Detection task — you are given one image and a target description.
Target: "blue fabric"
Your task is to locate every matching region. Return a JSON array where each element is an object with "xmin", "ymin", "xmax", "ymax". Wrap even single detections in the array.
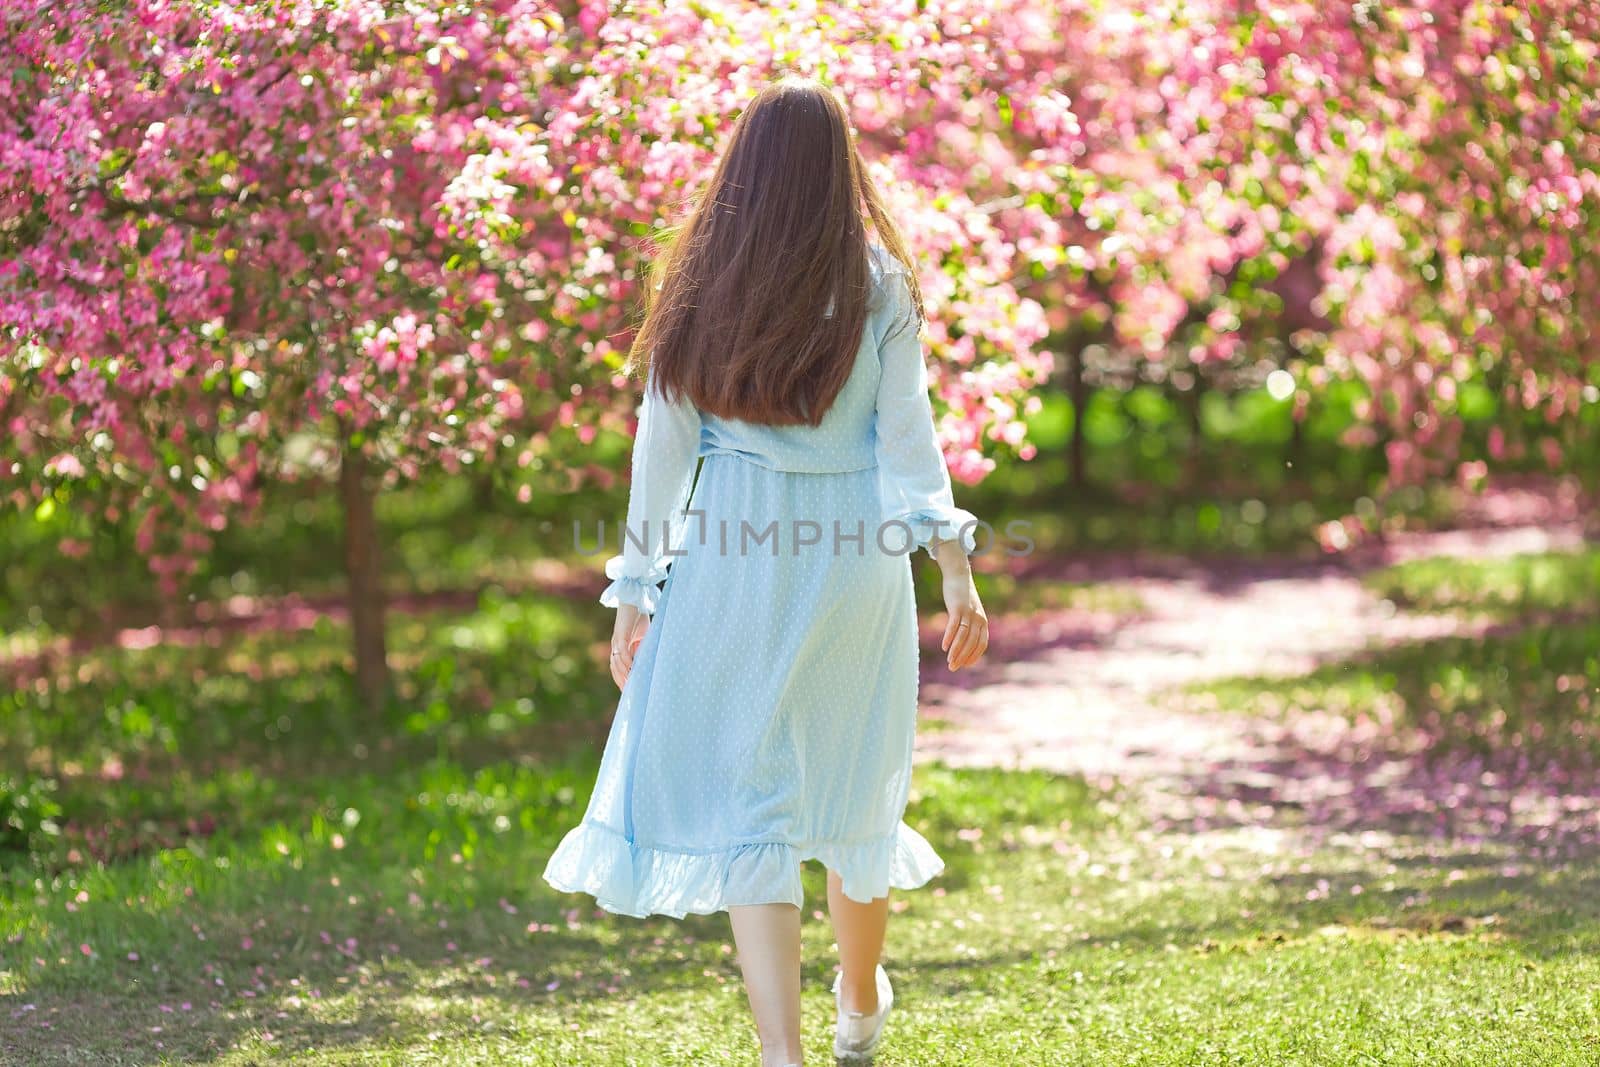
[{"xmin": 542, "ymin": 242, "xmax": 974, "ymax": 917}]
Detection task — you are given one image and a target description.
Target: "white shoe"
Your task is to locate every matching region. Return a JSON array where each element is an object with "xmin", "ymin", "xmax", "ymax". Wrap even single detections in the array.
[{"xmin": 831, "ymin": 963, "xmax": 893, "ymax": 1061}]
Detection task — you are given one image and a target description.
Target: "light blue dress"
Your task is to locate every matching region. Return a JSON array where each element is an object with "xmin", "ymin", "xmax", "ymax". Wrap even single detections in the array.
[{"xmin": 541, "ymin": 243, "xmax": 980, "ymax": 919}]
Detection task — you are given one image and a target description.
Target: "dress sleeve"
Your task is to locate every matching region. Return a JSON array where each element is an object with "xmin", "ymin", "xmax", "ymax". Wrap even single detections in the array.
[
  {"xmin": 598, "ymin": 372, "xmax": 704, "ymax": 615},
  {"xmin": 870, "ymin": 267, "xmax": 981, "ymax": 558}
]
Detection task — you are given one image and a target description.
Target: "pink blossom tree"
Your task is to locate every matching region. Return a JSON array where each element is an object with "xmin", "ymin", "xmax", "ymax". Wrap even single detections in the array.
[
  {"xmin": 1, "ymin": 2, "xmax": 567, "ymax": 707},
  {"xmin": 8, "ymin": 0, "xmax": 1589, "ymax": 707},
  {"xmin": 1177, "ymin": 0, "xmax": 1600, "ymax": 547},
  {"xmin": 1, "ymin": 0, "xmax": 1056, "ymax": 709},
  {"xmin": 1309, "ymin": 0, "xmax": 1599, "ymax": 524}
]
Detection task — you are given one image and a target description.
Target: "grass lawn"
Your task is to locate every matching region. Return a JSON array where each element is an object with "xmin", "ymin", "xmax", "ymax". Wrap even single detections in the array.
[
  {"xmin": 5, "ymin": 548, "xmax": 1600, "ymax": 1063},
  {"xmin": 5, "ymin": 755, "xmax": 1599, "ymax": 1065},
  {"xmin": 1362, "ymin": 547, "xmax": 1600, "ymax": 620}
]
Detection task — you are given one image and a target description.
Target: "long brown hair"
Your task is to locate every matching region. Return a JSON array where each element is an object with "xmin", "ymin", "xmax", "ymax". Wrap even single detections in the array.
[{"xmin": 627, "ymin": 76, "xmax": 923, "ymax": 426}]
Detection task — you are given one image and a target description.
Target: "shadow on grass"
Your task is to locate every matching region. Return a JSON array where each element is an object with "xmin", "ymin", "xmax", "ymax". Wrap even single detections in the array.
[
  {"xmin": 1070, "ymin": 849, "xmax": 1600, "ymax": 959},
  {"xmin": 1163, "ymin": 614, "xmax": 1600, "ymax": 856}
]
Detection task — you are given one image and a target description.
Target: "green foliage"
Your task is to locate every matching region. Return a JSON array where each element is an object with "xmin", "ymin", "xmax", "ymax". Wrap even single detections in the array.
[
  {"xmin": 0, "ymin": 469, "xmax": 621, "ymax": 639},
  {"xmin": 1023, "ymin": 391, "xmax": 1074, "ymax": 451},
  {"xmin": 971, "ymin": 378, "xmax": 1389, "ymax": 520},
  {"xmin": 0, "ymin": 774, "xmax": 62, "ymax": 856}
]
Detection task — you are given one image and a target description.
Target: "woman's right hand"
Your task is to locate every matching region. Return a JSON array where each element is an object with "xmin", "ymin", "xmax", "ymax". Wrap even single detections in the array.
[
  {"xmin": 933, "ymin": 540, "xmax": 989, "ymax": 671},
  {"xmin": 610, "ymin": 605, "xmax": 649, "ymax": 690}
]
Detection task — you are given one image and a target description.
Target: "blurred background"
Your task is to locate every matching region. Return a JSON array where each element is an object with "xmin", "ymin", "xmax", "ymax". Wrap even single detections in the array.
[{"xmin": 2, "ymin": 1, "xmax": 1597, "ymax": 1062}]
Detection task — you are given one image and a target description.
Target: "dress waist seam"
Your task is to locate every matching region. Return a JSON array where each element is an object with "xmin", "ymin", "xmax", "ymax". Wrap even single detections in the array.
[{"xmin": 699, "ymin": 446, "xmax": 877, "ymax": 476}]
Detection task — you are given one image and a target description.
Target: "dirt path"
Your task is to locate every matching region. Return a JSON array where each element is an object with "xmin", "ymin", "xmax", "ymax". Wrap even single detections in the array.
[{"xmin": 915, "ymin": 519, "xmax": 1600, "ymax": 855}]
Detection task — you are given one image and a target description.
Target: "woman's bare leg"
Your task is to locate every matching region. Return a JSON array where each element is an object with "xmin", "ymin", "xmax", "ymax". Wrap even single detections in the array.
[
  {"xmin": 728, "ymin": 902, "xmax": 804, "ymax": 1066},
  {"xmin": 826, "ymin": 868, "xmax": 889, "ymax": 1014}
]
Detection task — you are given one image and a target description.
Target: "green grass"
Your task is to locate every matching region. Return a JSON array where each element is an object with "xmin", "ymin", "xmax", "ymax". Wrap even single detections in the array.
[
  {"xmin": 973, "ymin": 573, "xmax": 1147, "ymax": 618},
  {"xmin": 1365, "ymin": 548, "xmax": 1600, "ymax": 618},
  {"xmin": 4, "ymin": 757, "xmax": 1598, "ymax": 1064},
  {"xmin": 1178, "ymin": 620, "xmax": 1600, "ymax": 762},
  {"xmin": 0, "ymin": 590, "xmax": 618, "ymax": 872},
  {"xmin": 6, "ymin": 548, "xmax": 1600, "ymax": 1062}
]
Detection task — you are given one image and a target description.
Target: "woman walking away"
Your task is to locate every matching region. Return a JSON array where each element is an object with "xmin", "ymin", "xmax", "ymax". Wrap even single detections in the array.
[{"xmin": 542, "ymin": 75, "xmax": 990, "ymax": 1066}]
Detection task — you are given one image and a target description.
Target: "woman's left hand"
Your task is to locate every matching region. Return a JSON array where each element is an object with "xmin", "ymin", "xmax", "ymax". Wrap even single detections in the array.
[
  {"xmin": 610, "ymin": 605, "xmax": 650, "ymax": 689},
  {"xmin": 933, "ymin": 538, "xmax": 989, "ymax": 672}
]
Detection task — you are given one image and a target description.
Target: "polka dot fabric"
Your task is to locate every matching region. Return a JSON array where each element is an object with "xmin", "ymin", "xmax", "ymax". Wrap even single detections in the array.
[{"xmin": 541, "ymin": 243, "xmax": 976, "ymax": 918}]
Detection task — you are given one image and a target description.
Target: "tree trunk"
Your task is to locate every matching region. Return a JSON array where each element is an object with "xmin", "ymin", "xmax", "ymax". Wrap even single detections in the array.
[
  {"xmin": 1187, "ymin": 364, "xmax": 1206, "ymax": 457},
  {"xmin": 1182, "ymin": 364, "xmax": 1207, "ymax": 487},
  {"xmin": 339, "ymin": 438, "xmax": 390, "ymax": 714},
  {"xmin": 1068, "ymin": 344, "xmax": 1088, "ymax": 490},
  {"xmin": 1280, "ymin": 330, "xmax": 1304, "ymax": 468},
  {"xmin": 473, "ymin": 469, "xmax": 496, "ymax": 512}
]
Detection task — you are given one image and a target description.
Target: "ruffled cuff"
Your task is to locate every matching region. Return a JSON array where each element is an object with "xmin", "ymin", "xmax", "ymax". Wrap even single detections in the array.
[
  {"xmin": 905, "ymin": 509, "xmax": 981, "ymax": 557},
  {"xmin": 598, "ymin": 556, "xmax": 668, "ymax": 615}
]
